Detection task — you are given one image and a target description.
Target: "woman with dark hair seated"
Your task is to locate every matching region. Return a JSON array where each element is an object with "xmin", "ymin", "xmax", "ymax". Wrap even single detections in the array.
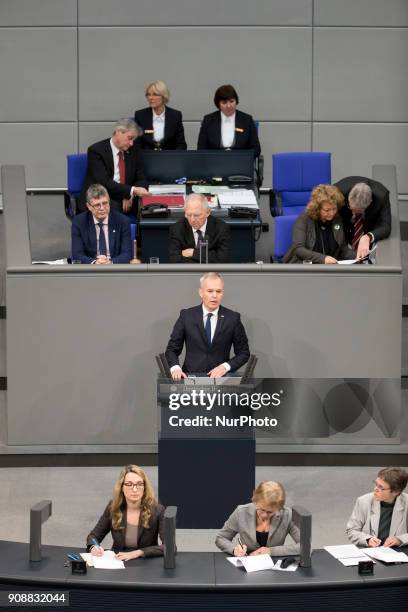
[
  {"xmin": 197, "ymin": 84, "xmax": 261, "ymax": 157},
  {"xmin": 215, "ymin": 481, "xmax": 300, "ymax": 557},
  {"xmin": 346, "ymin": 467, "xmax": 408, "ymax": 548},
  {"xmin": 134, "ymin": 80, "xmax": 187, "ymax": 150},
  {"xmin": 86, "ymin": 465, "xmax": 164, "ymax": 560},
  {"xmin": 284, "ymin": 184, "xmax": 354, "ymax": 264}
]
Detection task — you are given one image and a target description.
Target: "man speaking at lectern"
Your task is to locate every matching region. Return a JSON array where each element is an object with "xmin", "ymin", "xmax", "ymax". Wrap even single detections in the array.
[{"xmin": 165, "ymin": 272, "xmax": 250, "ymax": 381}]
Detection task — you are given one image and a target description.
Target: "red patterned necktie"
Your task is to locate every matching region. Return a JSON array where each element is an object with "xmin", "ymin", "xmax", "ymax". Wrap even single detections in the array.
[
  {"xmin": 352, "ymin": 213, "xmax": 364, "ymax": 251},
  {"xmin": 118, "ymin": 151, "xmax": 126, "ymax": 184}
]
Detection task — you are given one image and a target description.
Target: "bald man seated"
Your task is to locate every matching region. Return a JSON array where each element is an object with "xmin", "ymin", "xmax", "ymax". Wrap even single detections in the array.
[{"xmin": 169, "ymin": 194, "xmax": 230, "ymax": 263}]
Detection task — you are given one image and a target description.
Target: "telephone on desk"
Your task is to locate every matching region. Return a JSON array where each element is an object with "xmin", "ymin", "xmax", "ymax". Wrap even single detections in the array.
[
  {"xmin": 140, "ymin": 203, "xmax": 169, "ymax": 218},
  {"xmin": 227, "ymin": 175, "xmax": 253, "ymax": 187}
]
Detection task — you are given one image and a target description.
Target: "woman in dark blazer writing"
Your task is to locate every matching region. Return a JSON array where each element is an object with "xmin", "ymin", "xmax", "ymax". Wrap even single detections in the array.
[
  {"xmin": 134, "ymin": 80, "xmax": 187, "ymax": 150},
  {"xmin": 216, "ymin": 481, "xmax": 300, "ymax": 557},
  {"xmin": 284, "ymin": 184, "xmax": 354, "ymax": 264},
  {"xmin": 197, "ymin": 84, "xmax": 261, "ymax": 157},
  {"xmin": 86, "ymin": 465, "xmax": 164, "ymax": 560}
]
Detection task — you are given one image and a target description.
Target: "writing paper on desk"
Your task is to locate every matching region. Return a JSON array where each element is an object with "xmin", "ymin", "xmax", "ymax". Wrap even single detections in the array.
[
  {"xmin": 192, "ymin": 184, "xmax": 229, "ymax": 195},
  {"xmin": 227, "ymin": 554, "xmax": 274, "ymax": 572},
  {"xmin": 218, "ymin": 189, "xmax": 258, "ymax": 208},
  {"xmin": 84, "ymin": 550, "xmax": 125, "ymax": 569},
  {"xmin": 361, "ymin": 547, "xmax": 408, "ymax": 563},
  {"xmin": 227, "ymin": 555, "xmax": 297, "ymax": 572},
  {"xmin": 324, "ymin": 544, "xmax": 372, "ymax": 566},
  {"xmin": 337, "ymin": 243, "xmax": 378, "ymax": 265}
]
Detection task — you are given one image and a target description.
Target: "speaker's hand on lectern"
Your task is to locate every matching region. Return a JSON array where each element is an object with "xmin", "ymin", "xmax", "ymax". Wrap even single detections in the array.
[
  {"xmin": 208, "ymin": 365, "xmax": 227, "ymax": 379},
  {"xmin": 171, "ymin": 368, "xmax": 187, "ymax": 382}
]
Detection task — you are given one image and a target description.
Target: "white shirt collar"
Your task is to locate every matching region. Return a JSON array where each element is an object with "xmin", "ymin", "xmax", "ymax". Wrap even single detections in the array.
[
  {"xmin": 153, "ymin": 108, "xmax": 165, "ymax": 120},
  {"xmin": 221, "ymin": 111, "xmax": 236, "ymax": 123},
  {"xmin": 92, "ymin": 214, "xmax": 108, "ymax": 225},
  {"xmin": 194, "ymin": 220, "xmax": 208, "ymax": 235},
  {"xmin": 202, "ymin": 305, "xmax": 219, "ymax": 317},
  {"xmin": 110, "ymin": 138, "xmax": 122, "ymax": 157}
]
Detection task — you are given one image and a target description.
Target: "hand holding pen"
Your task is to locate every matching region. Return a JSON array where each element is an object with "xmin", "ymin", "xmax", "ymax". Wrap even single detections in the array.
[
  {"xmin": 233, "ymin": 535, "xmax": 247, "ymax": 557},
  {"xmin": 90, "ymin": 537, "xmax": 104, "ymax": 556}
]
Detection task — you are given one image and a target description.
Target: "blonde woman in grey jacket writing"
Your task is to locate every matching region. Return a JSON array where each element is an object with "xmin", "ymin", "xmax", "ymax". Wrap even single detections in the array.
[{"xmin": 216, "ymin": 481, "xmax": 300, "ymax": 557}]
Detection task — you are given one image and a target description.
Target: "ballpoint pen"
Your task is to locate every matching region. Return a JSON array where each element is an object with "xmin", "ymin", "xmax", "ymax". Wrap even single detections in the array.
[{"xmin": 238, "ymin": 536, "xmax": 247, "ymax": 555}]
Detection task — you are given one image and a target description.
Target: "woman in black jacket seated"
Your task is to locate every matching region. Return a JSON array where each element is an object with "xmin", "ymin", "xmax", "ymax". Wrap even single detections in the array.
[
  {"xmin": 86, "ymin": 465, "xmax": 164, "ymax": 560},
  {"xmin": 197, "ymin": 84, "xmax": 261, "ymax": 157},
  {"xmin": 284, "ymin": 184, "xmax": 354, "ymax": 264},
  {"xmin": 134, "ymin": 80, "xmax": 187, "ymax": 150}
]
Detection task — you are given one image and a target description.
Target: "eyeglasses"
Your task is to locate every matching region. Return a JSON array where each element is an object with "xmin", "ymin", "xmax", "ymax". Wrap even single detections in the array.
[
  {"xmin": 123, "ymin": 482, "xmax": 144, "ymax": 490},
  {"xmin": 146, "ymin": 92, "xmax": 161, "ymax": 97},
  {"xmin": 256, "ymin": 507, "xmax": 275, "ymax": 516},
  {"xmin": 373, "ymin": 480, "xmax": 391, "ymax": 492},
  {"xmin": 89, "ymin": 201, "xmax": 109, "ymax": 209}
]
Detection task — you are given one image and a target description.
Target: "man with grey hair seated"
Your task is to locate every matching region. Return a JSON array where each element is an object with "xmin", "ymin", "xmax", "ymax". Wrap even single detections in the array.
[
  {"xmin": 72, "ymin": 184, "xmax": 131, "ymax": 264},
  {"xmin": 169, "ymin": 193, "xmax": 230, "ymax": 263},
  {"xmin": 78, "ymin": 118, "xmax": 148, "ymax": 214},
  {"xmin": 335, "ymin": 176, "xmax": 391, "ymax": 259}
]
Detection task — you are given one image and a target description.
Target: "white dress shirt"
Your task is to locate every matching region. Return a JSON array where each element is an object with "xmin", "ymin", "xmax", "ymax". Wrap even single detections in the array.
[
  {"xmin": 193, "ymin": 220, "xmax": 208, "ymax": 246},
  {"xmin": 202, "ymin": 305, "xmax": 231, "ymax": 373},
  {"xmin": 153, "ymin": 109, "xmax": 165, "ymax": 143},
  {"xmin": 221, "ymin": 112, "xmax": 236, "ymax": 148},
  {"xmin": 110, "ymin": 138, "xmax": 137, "ymax": 198},
  {"xmin": 110, "ymin": 139, "xmax": 121, "ymax": 183}
]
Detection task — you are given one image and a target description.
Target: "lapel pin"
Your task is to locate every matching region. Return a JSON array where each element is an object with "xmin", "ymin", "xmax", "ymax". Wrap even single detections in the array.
[{"xmin": 235, "ymin": 127, "xmax": 244, "ymax": 133}]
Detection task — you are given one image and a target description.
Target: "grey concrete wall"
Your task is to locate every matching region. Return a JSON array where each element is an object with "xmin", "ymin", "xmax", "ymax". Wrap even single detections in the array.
[
  {"xmin": 0, "ymin": 0, "xmax": 407, "ymax": 191},
  {"xmin": 5, "ymin": 267, "xmax": 402, "ymax": 447}
]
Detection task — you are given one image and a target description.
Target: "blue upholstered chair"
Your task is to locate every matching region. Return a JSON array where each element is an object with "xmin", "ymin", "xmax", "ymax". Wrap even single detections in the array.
[
  {"xmin": 270, "ymin": 152, "xmax": 331, "ymax": 217},
  {"xmin": 64, "ymin": 153, "xmax": 88, "ymax": 220},
  {"xmin": 273, "ymin": 214, "xmax": 298, "ymax": 262}
]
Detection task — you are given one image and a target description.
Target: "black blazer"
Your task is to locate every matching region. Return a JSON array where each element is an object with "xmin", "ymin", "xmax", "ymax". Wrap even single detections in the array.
[
  {"xmin": 78, "ymin": 138, "xmax": 147, "ymax": 213},
  {"xmin": 335, "ymin": 176, "xmax": 391, "ymax": 244},
  {"xmin": 86, "ymin": 501, "xmax": 164, "ymax": 557},
  {"xmin": 197, "ymin": 109, "xmax": 261, "ymax": 157},
  {"xmin": 134, "ymin": 106, "xmax": 187, "ymax": 150},
  {"xmin": 165, "ymin": 304, "xmax": 250, "ymax": 374},
  {"xmin": 169, "ymin": 215, "xmax": 230, "ymax": 263}
]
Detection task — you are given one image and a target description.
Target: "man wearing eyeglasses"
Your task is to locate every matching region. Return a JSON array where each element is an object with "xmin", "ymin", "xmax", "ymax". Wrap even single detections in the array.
[{"xmin": 71, "ymin": 184, "xmax": 132, "ymax": 264}]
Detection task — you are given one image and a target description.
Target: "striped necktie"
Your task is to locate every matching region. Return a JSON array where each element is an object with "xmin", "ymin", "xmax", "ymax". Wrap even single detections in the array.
[{"xmin": 352, "ymin": 214, "xmax": 364, "ymax": 251}]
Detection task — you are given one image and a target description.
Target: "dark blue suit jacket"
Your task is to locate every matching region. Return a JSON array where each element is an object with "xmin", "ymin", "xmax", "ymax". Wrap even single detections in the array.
[
  {"xmin": 71, "ymin": 210, "xmax": 132, "ymax": 264},
  {"xmin": 165, "ymin": 304, "xmax": 250, "ymax": 374},
  {"xmin": 134, "ymin": 106, "xmax": 187, "ymax": 150},
  {"xmin": 197, "ymin": 109, "xmax": 261, "ymax": 157}
]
